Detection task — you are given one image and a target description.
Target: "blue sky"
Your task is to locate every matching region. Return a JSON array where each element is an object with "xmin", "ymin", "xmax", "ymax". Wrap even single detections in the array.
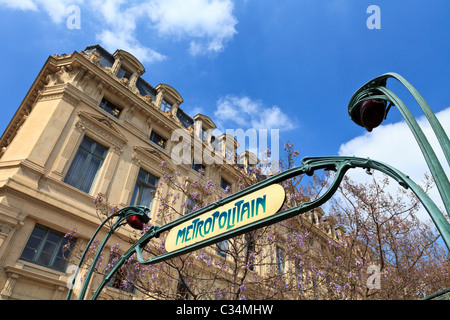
[{"xmin": 1, "ymin": 1, "xmax": 450, "ymax": 220}]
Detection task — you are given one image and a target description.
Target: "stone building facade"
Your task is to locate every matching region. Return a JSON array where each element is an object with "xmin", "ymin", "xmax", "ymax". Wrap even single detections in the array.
[{"xmin": 0, "ymin": 45, "xmax": 346, "ymax": 300}]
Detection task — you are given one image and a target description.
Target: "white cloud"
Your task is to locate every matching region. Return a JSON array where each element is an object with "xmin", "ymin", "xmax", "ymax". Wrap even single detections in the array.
[
  {"xmin": 0, "ymin": 0, "xmax": 238, "ymax": 61},
  {"xmin": 96, "ymin": 30, "xmax": 167, "ymax": 64},
  {"xmin": 0, "ymin": 0, "xmax": 37, "ymax": 11},
  {"xmin": 339, "ymin": 107, "xmax": 450, "ymax": 181},
  {"xmin": 146, "ymin": 0, "xmax": 237, "ymax": 55},
  {"xmin": 92, "ymin": 0, "xmax": 238, "ymax": 61},
  {"xmin": 214, "ymin": 95, "xmax": 296, "ymax": 131},
  {"xmin": 0, "ymin": 0, "xmax": 83, "ymax": 23},
  {"xmin": 91, "ymin": 0, "xmax": 166, "ymax": 64},
  {"xmin": 252, "ymin": 105, "xmax": 296, "ymax": 132},
  {"xmin": 187, "ymin": 106, "xmax": 205, "ymax": 117},
  {"xmin": 38, "ymin": 0, "xmax": 81, "ymax": 23},
  {"xmin": 338, "ymin": 106, "xmax": 450, "ymax": 221}
]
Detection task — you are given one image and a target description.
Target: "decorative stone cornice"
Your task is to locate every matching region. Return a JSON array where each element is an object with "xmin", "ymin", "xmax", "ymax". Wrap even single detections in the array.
[
  {"xmin": 37, "ymin": 84, "xmax": 81, "ymax": 106},
  {"xmin": 45, "ymin": 65, "xmax": 79, "ymax": 86}
]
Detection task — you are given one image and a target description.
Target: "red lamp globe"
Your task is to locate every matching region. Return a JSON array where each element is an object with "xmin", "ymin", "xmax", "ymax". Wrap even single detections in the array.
[
  {"xmin": 126, "ymin": 215, "xmax": 145, "ymax": 230},
  {"xmin": 360, "ymin": 99, "xmax": 387, "ymax": 132}
]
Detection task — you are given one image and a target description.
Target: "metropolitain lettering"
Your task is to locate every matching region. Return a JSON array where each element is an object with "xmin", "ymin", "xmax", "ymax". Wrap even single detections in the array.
[{"xmin": 175, "ymin": 195, "xmax": 267, "ymax": 246}]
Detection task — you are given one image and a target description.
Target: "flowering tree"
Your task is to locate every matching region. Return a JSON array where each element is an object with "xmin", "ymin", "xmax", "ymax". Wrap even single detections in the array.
[
  {"xmin": 328, "ymin": 173, "xmax": 450, "ymax": 299},
  {"xmin": 65, "ymin": 141, "xmax": 449, "ymax": 300}
]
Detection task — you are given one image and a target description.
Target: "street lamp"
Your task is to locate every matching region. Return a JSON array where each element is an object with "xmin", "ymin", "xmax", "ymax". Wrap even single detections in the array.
[
  {"xmin": 347, "ymin": 72, "xmax": 450, "ymax": 250},
  {"xmin": 66, "ymin": 205, "xmax": 150, "ymax": 300}
]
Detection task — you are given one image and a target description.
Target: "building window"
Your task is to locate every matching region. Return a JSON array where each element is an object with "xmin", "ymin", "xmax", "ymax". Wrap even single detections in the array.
[
  {"xmin": 99, "ymin": 98, "xmax": 122, "ymax": 119},
  {"xmin": 185, "ymin": 197, "xmax": 197, "ymax": 215},
  {"xmin": 20, "ymin": 224, "xmax": 74, "ymax": 272},
  {"xmin": 160, "ymin": 99, "xmax": 172, "ymax": 112},
  {"xmin": 221, "ymin": 177, "xmax": 231, "ymax": 191},
  {"xmin": 201, "ymin": 128, "xmax": 209, "ymax": 143},
  {"xmin": 276, "ymin": 246, "xmax": 285, "ymax": 275},
  {"xmin": 216, "ymin": 241, "xmax": 228, "ymax": 258},
  {"xmin": 150, "ymin": 131, "xmax": 167, "ymax": 149},
  {"xmin": 296, "ymin": 260, "xmax": 304, "ymax": 294},
  {"xmin": 313, "ymin": 278, "xmax": 319, "ymax": 300},
  {"xmin": 225, "ymin": 147, "xmax": 233, "ymax": 160},
  {"xmin": 309, "ymin": 211, "xmax": 317, "ymax": 224},
  {"xmin": 131, "ymin": 168, "xmax": 158, "ymax": 208},
  {"xmin": 64, "ymin": 136, "xmax": 108, "ymax": 194},
  {"xmin": 117, "ymin": 67, "xmax": 132, "ymax": 80},
  {"xmin": 109, "ymin": 267, "xmax": 135, "ymax": 293},
  {"xmin": 213, "ymin": 139, "xmax": 222, "ymax": 153},
  {"xmin": 192, "ymin": 162, "xmax": 206, "ymax": 173}
]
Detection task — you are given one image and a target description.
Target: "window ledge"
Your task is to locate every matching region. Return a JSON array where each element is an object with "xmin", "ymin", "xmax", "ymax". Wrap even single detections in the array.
[{"xmin": 5, "ymin": 261, "xmax": 68, "ymax": 285}]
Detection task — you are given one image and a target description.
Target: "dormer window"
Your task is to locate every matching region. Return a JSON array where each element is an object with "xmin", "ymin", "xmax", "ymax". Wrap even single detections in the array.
[
  {"xmin": 193, "ymin": 114, "xmax": 216, "ymax": 146},
  {"xmin": 111, "ymin": 49, "xmax": 145, "ymax": 84},
  {"xmin": 161, "ymin": 99, "xmax": 172, "ymax": 112},
  {"xmin": 117, "ymin": 67, "xmax": 132, "ymax": 80},
  {"xmin": 99, "ymin": 98, "xmax": 122, "ymax": 119}
]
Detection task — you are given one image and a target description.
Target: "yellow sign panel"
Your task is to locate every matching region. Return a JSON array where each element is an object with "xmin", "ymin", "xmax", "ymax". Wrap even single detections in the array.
[{"xmin": 165, "ymin": 184, "xmax": 286, "ymax": 253}]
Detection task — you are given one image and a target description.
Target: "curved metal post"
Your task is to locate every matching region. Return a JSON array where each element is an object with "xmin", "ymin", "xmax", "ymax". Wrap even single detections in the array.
[
  {"xmin": 363, "ymin": 72, "xmax": 450, "ymax": 165},
  {"xmin": 66, "ymin": 211, "xmax": 120, "ymax": 300},
  {"xmin": 76, "ymin": 218, "xmax": 120, "ymax": 300},
  {"xmin": 91, "ymin": 225, "xmax": 160, "ymax": 300},
  {"xmin": 378, "ymin": 86, "xmax": 450, "ymax": 215},
  {"xmin": 66, "ymin": 206, "xmax": 150, "ymax": 300}
]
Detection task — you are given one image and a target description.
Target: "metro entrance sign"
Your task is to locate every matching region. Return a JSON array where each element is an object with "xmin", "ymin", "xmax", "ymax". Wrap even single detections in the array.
[
  {"xmin": 165, "ymin": 184, "xmax": 285, "ymax": 252},
  {"xmin": 78, "ymin": 156, "xmax": 450, "ymax": 300}
]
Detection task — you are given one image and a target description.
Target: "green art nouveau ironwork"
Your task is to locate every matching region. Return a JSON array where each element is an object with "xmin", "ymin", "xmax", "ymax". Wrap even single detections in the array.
[
  {"xmin": 81, "ymin": 156, "xmax": 448, "ymax": 300},
  {"xmin": 68, "ymin": 72, "xmax": 450, "ymax": 300}
]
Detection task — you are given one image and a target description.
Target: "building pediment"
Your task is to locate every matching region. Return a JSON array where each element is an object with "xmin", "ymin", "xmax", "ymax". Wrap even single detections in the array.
[
  {"xmin": 113, "ymin": 50, "xmax": 145, "ymax": 76},
  {"xmin": 193, "ymin": 113, "xmax": 216, "ymax": 130},
  {"xmin": 77, "ymin": 111, "xmax": 127, "ymax": 145},
  {"xmin": 155, "ymin": 84, "xmax": 183, "ymax": 105},
  {"xmin": 133, "ymin": 145, "xmax": 174, "ymax": 172}
]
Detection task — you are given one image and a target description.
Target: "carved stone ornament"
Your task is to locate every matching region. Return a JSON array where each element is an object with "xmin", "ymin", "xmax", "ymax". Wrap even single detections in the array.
[
  {"xmin": 88, "ymin": 50, "xmax": 101, "ymax": 65},
  {"xmin": 0, "ymin": 222, "xmax": 13, "ymax": 235},
  {"xmin": 46, "ymin": 66, "xmax": 78, "ymax": 86}
]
